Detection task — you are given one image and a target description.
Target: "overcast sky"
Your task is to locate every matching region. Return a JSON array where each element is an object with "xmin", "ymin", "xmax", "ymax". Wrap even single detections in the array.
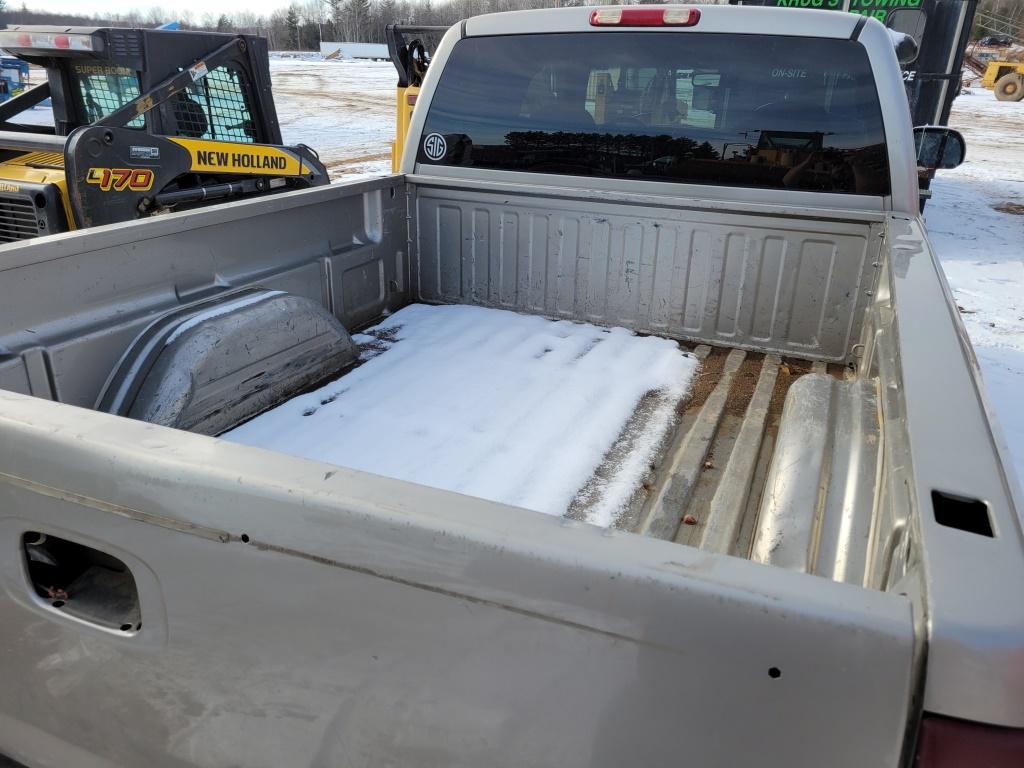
[{"xmin": 30, "ymin": 0, "xmax": 293, "ymax": 17}]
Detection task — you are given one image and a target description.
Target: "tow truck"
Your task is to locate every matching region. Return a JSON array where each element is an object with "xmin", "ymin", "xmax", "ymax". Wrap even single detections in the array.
[{"xmin": 730, "ymin": 0, "xmax": 979, "ymax": 128}]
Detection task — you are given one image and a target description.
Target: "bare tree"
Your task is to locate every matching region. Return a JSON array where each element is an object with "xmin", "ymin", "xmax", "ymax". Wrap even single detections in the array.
[{"xmin": 145, "ymin": 6, "xmax": 167, "ymax": 26}]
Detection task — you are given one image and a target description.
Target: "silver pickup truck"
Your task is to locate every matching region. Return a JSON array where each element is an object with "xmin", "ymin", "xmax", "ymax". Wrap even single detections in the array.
[{"xmin": 0, "ymin": 6, "xmax": 1022, "ymax": 767}]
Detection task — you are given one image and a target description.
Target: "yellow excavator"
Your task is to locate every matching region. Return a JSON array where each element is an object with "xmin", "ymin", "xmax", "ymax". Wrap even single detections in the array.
[
  {"xmin": 982, "ymin": 58, "xmax": 1024, "ymax": 101},
  {"xmin": 0, "ymin": 25, "xmax": 328, "ymax": 243},
  {"xmin": 964, "ymin": 40, "xmax": 1024, "ymax": 102}
]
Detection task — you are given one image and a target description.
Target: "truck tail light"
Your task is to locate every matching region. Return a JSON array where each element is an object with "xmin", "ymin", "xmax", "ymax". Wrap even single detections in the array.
[
  {"xmin": 916, "ymin": 715, "xmax": 1024, "ymax": 767},
  {"xmin": 589, "ymin": 7, "xmax": 701, "ymax": 27}
]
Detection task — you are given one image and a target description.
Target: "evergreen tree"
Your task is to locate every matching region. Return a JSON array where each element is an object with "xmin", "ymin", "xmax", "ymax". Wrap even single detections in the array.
[{"xmin": 286, "ymin": 5, "xmax": 301, "ymax": 48}]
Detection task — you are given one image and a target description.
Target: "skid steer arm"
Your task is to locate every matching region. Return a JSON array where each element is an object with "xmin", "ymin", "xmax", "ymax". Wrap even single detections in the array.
[{"xmin": 64, "ymin": 126, "xmax": 328, "ymax": 228}]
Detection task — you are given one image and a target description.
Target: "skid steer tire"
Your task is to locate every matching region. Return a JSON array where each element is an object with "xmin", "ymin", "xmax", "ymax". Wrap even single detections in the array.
[{"xmin": 994, "ymin": 73, "xmax": 1024, "ymax": 102}]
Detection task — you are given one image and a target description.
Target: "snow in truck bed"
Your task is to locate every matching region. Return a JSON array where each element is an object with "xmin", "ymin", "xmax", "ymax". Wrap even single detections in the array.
[{"xmin": 223, "ymin": 304, "xmax": 699, "ymax": 525}]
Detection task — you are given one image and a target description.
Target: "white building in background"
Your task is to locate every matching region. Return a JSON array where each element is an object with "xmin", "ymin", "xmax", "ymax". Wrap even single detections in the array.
[{"xmin": 319, "ymin": 42, "xmax": 389, "ymax": 60}]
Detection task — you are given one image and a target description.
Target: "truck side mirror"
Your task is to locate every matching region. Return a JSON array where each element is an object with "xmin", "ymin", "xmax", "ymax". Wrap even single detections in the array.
[
  {"xmin": 890, "ymin": 31, "xmax": 919, "ymax": 65},
  {"xmin": 913, "ymin": 126, "xmax": 965, "ymax": 171}
]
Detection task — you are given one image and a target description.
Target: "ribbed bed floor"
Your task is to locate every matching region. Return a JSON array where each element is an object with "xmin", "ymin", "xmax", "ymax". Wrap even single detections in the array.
[{"xmin": 625, "ymin": 346, "xmax": 876, "ymax": 584}]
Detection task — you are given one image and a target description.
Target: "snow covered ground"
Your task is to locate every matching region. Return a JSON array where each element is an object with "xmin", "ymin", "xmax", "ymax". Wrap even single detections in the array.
[
  {"xmin": 224, "ymin": 303, "xmax": 699, "ymax": 525},
  {"xmin": 11, "ymin": 103, "xmax": 53, "ymax": 127},
  {"xmin": 926, "ymin": 90, "xmax": 1024, "ymax": 483},
  {"xmin": 269, "ymin": 56, "xmax": 394, "ymax": 179}
]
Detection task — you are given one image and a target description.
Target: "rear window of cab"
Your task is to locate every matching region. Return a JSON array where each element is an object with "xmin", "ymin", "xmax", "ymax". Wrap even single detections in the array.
[{"xmin": 417, "ymin": 32, "xmax": 890, "ymax": 196}]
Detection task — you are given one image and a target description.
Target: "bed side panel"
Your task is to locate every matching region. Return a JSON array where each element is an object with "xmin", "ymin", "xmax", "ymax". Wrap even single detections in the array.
[{"xmin": 0, "ymin": 177, "xmax": 409, "ymax": 408}]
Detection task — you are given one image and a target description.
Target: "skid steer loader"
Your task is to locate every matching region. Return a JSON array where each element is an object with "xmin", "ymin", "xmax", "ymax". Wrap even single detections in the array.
[{"xmin": 0, "ymin": 25, "xmax": 328, "ymax": 242}]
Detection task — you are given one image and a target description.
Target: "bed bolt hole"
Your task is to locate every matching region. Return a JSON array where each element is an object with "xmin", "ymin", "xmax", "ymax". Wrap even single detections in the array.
[
  {"xmin": 240, "ymin": 533, "xmax": 250, "ymax": 543},
  {"xmin": 768, "ymin": 667, "xmax": 781, "ymax": 679},
  {"xmin": 51, "ymin": 599, "xmax": 65, "ymax": 608}
]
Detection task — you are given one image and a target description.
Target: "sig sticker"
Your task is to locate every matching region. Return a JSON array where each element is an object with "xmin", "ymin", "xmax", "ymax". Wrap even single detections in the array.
[{"xmin": 422, "ymin": 133, "xmax": 447, "ymax": 162}]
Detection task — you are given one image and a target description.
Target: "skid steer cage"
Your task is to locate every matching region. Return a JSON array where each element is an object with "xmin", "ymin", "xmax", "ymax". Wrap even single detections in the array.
[{"xmin": 174, "ymin": 68, "xmax": 256, "ymax": 142}]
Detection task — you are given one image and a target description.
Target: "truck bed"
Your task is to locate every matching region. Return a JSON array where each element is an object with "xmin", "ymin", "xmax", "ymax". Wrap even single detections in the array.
[
  {"xmin": 1, "ymin": 166, "xmax": 1021, "ymax": 766},
  {"xmin": 0, "ymin": 174, "xmax": 888, "ymax": 582}
]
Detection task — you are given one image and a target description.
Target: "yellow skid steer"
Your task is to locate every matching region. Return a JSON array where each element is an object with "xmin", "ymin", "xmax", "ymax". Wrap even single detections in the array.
[{"xmin": 0, "ymin": 26, "xmax": 328, "ymax": 242}]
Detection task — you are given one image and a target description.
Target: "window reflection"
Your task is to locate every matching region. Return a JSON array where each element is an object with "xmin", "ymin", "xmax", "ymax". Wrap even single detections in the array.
[{"xmin": 420, "ymin": 33, "xmax": 891, "ymax": 196}]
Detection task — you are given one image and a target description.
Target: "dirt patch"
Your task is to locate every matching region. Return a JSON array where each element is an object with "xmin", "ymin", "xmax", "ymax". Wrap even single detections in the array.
[
  {"xmin": 765, "ymin": 357, "xmax": 846, "ymax": 417},
  {"xmin": 354, "ymin": 324, "xmax": 403, "ymax": 359},
  {"xmin": 994, "ymin": 201, "xmax": 1024, "ymax": 215},
  {"xmin": 826, "ymin": 363, "xmax": 848, "ymax": 379},
  {"xmin": 768, "ymin": 358, "xmax": 815, "ymax": 417},
  {"xmin": 567, "ymin": 388, "xmax": 676, "ymax": 524},
  {"xmin": 684, "ymin": 347, "xmax": 728, "ymax": 412},
  {"xmin": 724, "ymin": 352, "xmax": 766, "ymax": 417}
]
